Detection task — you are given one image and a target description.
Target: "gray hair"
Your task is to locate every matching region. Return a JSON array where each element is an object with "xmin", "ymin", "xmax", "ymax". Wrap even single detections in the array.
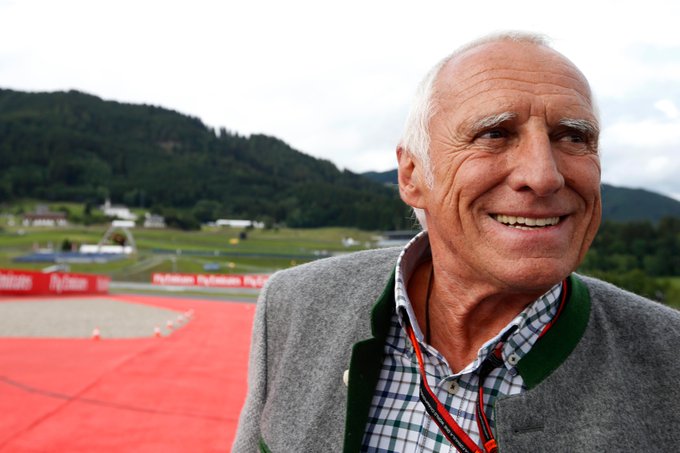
[{"xmin": 399, "ymin": 31, "xmax": 551, "ymax": 229}]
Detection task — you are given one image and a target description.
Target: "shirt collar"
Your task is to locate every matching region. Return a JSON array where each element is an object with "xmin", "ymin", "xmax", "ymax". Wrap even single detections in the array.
[
  {"xmin": 394, "ymin": 230, "xmax": 563, "ymax": 375},
  {"xmin": 394, "ymin": 230, "xmax": 432, "ymax": 342}
]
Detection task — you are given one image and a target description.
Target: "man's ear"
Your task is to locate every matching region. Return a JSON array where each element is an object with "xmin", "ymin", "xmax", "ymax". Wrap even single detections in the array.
[{"xmin": 397, "ymin": 146, "xmax": 426, "ymax": 209}]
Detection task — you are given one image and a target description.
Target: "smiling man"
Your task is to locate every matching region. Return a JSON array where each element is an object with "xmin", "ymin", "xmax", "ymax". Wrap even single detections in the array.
[{"xmin": 233, "ymin": 32, "xmax": 680, "ymax": 453}]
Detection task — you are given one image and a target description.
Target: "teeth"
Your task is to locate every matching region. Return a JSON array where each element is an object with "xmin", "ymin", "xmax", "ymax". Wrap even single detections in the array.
[{"xmin": 493, "ymin": 215, "xmax": 560, "ymax": 228}]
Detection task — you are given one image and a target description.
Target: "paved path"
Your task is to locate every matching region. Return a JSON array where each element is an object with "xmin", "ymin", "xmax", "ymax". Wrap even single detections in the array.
[{"xmin": 0, "ymin": 297, "xmax": 182, "ymax": 338}]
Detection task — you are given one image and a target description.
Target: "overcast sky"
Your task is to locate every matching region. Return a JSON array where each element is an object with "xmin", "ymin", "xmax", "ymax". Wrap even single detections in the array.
[{"xmin": 1, "ymin": 0, "xmax": 679, "ymax": 198}]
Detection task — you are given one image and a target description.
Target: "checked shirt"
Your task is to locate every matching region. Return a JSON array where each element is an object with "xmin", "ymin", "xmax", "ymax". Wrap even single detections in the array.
[{"xmin": 361, "ymin": 232, "xmax": 563, "ymax": 452}]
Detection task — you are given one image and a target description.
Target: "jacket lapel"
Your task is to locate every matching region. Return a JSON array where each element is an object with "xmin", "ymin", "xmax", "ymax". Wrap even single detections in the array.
[
  {"xmin": 343, "ymin": 269, "xmax": 395, "ymax": 453},
  {"xmin": 516, "ymin": 274, "xmax": 591, "ymax": 389}
]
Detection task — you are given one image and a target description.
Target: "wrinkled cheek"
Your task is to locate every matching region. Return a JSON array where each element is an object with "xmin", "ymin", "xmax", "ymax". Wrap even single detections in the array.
[
  {"xmin": 425, "ymin": 176, "xmax": 461, "ymax": 219},
  {"xmin": 439, "ymin": 186, "xmax": 462, "ymax": 217},
  {"xmin": 430, "ymin": 154, "xmax": 482, "ymax": 207}
]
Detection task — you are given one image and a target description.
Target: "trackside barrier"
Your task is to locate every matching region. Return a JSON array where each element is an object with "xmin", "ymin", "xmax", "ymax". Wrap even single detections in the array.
[
  {"xmin": 0, "ymin": 269, "xmax": 110, "ymax": 296},
  {"xmin": 151, "ymin": 273, "xmax": 269, "ymax": 289}
]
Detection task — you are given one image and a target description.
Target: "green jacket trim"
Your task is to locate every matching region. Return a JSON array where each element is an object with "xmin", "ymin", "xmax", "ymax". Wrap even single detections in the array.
[
  {"xmin": 342, "ymin": 272, "xmax": 591, "ymax": 452},
  {"xmin": 342, "ymin": 270, "xmax": 394, "ymax": 453},
  {"xmin": 516, "ymin": 274, "xmax": 591, "ymax": 389},
  {"xmin": 258, "ymin": 437, "xmax": 272, "ymax": 453}
]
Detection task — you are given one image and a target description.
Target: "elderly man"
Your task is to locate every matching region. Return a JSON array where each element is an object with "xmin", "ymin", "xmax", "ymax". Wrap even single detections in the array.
[{"xmin": 233, "ymin": 32, "xmax": 680, "ymax": 452}]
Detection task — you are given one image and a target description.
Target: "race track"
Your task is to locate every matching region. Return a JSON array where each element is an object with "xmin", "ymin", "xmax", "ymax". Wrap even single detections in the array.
[{"xmin": 0, "ymin": 294, "xmax": 255, "ymax": 452}]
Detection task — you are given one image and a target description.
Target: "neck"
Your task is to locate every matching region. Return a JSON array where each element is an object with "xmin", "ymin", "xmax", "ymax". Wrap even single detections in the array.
[{"xmin": 409, "ymin": 261, "xmax": 545, "ymax": 373}]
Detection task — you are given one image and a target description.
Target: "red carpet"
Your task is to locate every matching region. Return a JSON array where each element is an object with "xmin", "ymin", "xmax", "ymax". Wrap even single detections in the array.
[{"xmin": 0, "ymin": 295, "xmax": 255, "ymax": 452}]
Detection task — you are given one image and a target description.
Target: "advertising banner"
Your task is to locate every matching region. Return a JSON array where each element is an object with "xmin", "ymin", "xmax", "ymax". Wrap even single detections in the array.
[
  {"xmin": 0, "ymin": 269, "xmax": 110, "ymax": 296},
  {"xmin": 151, "ymin": 273, "xmax": 269, "ymax": 289}
]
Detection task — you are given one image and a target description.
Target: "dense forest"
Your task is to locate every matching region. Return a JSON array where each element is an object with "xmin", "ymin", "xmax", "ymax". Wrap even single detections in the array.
[
  {"xmin": 579, "ymin": 217, "xmax": 680, "ymax": 301},
  {"xmin": 585, "ymin": 218, "xmax": 680, "ymax": 276},
  {"xmin": 0, "ymin": 88, "xmax": 411, "ymax": 230}
]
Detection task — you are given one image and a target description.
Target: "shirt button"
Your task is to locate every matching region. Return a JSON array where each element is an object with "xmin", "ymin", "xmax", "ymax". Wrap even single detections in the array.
[
  {"xmin": 507, "ymin": 353, "xmax": 520, "ymax": 366},
  {"xmin": 446, "ymin": 380, "xmax": 459, "ymax": 394}
]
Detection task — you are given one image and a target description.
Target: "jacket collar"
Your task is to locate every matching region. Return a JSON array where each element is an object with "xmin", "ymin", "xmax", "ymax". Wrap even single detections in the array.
[{"xmin": 516, "ymin": 274, "xmax": 591, "ymax": 389}]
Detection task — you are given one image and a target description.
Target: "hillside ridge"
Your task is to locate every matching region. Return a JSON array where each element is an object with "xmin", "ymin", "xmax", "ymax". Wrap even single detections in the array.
[{"xmin": 0, "ymin": 88, "xmax": 410, "ymax": 230}]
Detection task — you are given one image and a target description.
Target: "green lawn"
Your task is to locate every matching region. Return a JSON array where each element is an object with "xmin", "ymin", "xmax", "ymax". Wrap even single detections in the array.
[{"xmin": 0, "ymin": 223, "xmax": 380, "ymax": 282}]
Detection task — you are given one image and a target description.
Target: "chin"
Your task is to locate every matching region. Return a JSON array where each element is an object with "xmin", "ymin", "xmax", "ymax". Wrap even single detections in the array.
[{"xmin": 492, "ymin": 260, "xmax": 574, "ymax": 294}]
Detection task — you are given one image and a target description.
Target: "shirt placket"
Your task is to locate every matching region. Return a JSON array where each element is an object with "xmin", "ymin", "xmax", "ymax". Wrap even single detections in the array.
[{"xmin": 414, "ymin": 341, "xmax": 486, "ymax": 451}]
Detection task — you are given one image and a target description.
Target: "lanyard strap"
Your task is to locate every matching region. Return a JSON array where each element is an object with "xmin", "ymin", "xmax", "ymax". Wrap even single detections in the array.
[
  {"xmin": 404, "ymin": 279, "xmax": 569, "ymax": 453},
  {"xmin": 406, "ymin": 323, "xmax": 482, "ymax": 453},
  {"xmin": 474, "ymin": 326, "xmax": 520, "ymax": 452}
]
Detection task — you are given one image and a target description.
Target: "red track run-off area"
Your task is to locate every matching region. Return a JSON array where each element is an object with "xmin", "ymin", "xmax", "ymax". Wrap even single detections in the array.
[{"xmin": 0, "ymin": 295, "xmax": 255, "ymax": 452}]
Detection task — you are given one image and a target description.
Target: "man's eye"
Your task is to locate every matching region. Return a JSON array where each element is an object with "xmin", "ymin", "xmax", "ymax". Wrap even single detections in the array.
[
  {"xmin": 555, "ymin": 130, "xmax": 598, "ymax": 155},
  {"xmin": 477, "ymin": 128, "xmax": 506, "ymax": 140},
  {"xmin": 556, "ymin": 129, "xmax": 589, "ymax": 144},
  {"xmin": 561, "ymin": 133, "xmax": 586, "ymax": 143}
]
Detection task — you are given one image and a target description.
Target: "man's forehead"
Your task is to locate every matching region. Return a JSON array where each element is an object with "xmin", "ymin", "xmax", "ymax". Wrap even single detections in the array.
[
  {"xmin": 446, "ymin": 40, "xmax": 581, "ymax": 73},
  {"xmin": 432, "ymin": 40, "xmax": 595, "ymax": 118},
  {"xmin": 437, "ymin": 40, "xmax": 593, "ymax": 100}
]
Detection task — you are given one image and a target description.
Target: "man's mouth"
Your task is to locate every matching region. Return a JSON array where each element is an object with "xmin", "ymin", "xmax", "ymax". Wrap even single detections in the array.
[{"xmin": 491, "ymin": 214, "xmax": 561, "ymax": 230}]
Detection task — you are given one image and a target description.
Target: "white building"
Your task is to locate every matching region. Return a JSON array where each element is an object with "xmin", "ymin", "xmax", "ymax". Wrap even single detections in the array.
[
  {"xmin": 100, "ymin": 199, "xmax": 137, "ymax": 221},
  {"xmin": 215, "ymin": 219, "xmax": 264, "ymax": 229},
  {"xmin": 143, "ymin": 213, "xmax": 166, "ymax": 228}
]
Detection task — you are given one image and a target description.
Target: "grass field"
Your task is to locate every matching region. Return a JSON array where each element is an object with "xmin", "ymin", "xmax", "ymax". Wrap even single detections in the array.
[{"xmin": 0, "ymin": 222, "xmax": 382, "ymax": 283}]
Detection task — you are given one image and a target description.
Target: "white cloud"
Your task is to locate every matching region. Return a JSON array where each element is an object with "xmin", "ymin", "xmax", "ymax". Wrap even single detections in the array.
[
  {"xmin": 601, "ymin": 144, "xmax": 680, "ymax": 199},
  {"xmin": 602, "ymin": 119, "xmax": 680, "ymax": 148},
  {"xmin": 655, "ymin": 100, "xmax": 680, "ymax": 119}
]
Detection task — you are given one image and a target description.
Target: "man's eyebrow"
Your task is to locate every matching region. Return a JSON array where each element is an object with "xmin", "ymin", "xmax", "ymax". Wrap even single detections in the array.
[
  {"xmin": 558, "ymin": 118, "xmax": 600, "ymax": 137},
  {"xmin": 471, "ymin": 112, "xmax": 517, "ymax": 131}
]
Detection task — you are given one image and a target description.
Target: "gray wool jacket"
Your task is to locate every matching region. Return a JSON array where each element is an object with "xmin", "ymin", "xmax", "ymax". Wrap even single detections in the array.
[{"xmin": 232, "ymin": 247, "xmax": 680, "ymax": 452}]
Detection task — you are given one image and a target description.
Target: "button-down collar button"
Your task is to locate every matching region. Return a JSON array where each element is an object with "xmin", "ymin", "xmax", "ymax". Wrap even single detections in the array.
[
  {"xmin": 446, "ymin": 380, "xmax": 459, "ymax": 395},
  {"xmin": 343, "ymin": 369, "xmax": 350, "ymax": 386},
  {"xmin": 507, "ymin": 353, "xmax": 520, "ymax": 366}
]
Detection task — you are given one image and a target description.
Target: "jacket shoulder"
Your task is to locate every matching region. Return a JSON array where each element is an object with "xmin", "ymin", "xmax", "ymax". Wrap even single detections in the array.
[
  {"xmin": 578, "ymin": 274, "xmax": 680, "ymax": 336},
  {"xmin": 258, "ymin": 246, "xmax": 400, "ymax": 367},
  {"xmin": 263, "ymin": 247, "xmax": 401, "ymax": 308},
  {"xmin": 577, "ymin": 274, "xmax": 680, "ymax": 374}
]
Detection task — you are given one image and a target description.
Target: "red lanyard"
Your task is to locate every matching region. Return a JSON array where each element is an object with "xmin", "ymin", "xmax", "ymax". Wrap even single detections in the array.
[{"xmin": 403, "ymin": 279, "xmax": 568, "ymax": 453}]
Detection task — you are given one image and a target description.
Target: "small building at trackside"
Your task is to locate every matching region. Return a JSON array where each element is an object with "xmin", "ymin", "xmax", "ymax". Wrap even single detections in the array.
[
  {"xmin": 143, "ymin": 213, "xmax": 166, "ymax": 228},
  {"xmin": 22, "ymin": 205, "xmax": 68, "ymax": 227}
]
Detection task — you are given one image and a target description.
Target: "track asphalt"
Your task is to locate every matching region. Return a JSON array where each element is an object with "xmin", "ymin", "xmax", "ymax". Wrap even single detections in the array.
[{"xmin": 0, "ymin": 294, "xmax": 255, "ymax": 452}]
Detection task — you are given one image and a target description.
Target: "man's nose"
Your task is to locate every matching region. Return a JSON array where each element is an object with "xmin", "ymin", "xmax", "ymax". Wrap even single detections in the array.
[{"xmin": 507, "ymin": 134, "xmax": 565, "ymax": 196}]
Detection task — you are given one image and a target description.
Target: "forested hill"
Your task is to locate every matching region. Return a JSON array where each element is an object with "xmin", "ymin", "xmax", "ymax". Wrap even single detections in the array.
[
  {"xmin": 0, "ymin": 88, "xmax": 410, "ymax": 230},
  {"xmin": 362, "ymin": 171, "xmax": 680, "ymax": 224},
  {"xmin": 600, "ymin": 184, "xmax": 680, "ymax": 223}
]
